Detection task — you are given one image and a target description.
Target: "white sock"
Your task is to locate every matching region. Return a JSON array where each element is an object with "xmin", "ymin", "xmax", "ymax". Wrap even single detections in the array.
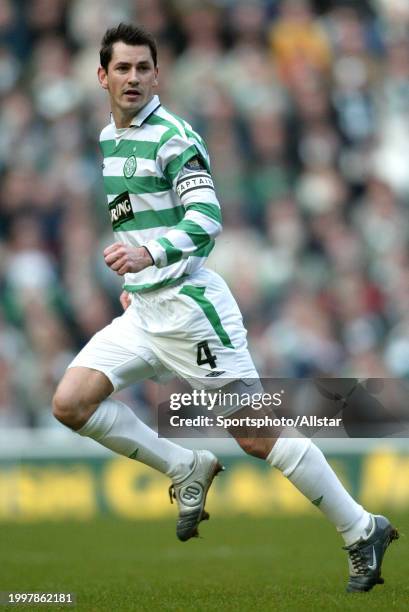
[
  {"xmin": 267, "ymin": 435, "xmax": 371, "ymax": 545},
  {"xmin": 78, "ymin": 398, "xmax": 194, "ymax": 481}
]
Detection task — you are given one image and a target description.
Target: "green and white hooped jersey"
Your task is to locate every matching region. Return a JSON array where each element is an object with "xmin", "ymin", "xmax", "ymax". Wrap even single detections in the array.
[{"xmin": 100, "ymin": 95, "xmax": 222, "ymax": 293}]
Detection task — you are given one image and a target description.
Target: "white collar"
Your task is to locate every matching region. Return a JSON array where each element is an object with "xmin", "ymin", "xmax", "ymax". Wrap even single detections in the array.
[{"xmin": 110, "ymin": 95, "xmax": 161, "ymax": 128}]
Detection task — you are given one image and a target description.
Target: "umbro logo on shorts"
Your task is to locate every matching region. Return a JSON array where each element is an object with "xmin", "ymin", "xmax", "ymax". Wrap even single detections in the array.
[{"xmin": 205, "ymin": 370, "xmax": 225, "ymax": 377}]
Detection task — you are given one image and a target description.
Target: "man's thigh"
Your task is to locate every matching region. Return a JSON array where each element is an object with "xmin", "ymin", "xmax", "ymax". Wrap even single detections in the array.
[
  {"xmin": 150, "ymin": 270, "xmax": 259, "ymax": 387},
  {"xmin": 68, "ymin": 309, "xmax": 171, "ymax": 391}
]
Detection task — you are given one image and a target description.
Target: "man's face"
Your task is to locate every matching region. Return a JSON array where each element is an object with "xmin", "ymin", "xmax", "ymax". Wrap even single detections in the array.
[{"xmin": 98, "ymin": 42, "xmax": 158, "ymax": 127}]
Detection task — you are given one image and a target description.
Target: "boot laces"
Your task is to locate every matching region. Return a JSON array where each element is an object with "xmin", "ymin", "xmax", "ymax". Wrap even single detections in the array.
[{"xmin": 345, "ymin": 546, "xmax": 369, "ymax": 575}]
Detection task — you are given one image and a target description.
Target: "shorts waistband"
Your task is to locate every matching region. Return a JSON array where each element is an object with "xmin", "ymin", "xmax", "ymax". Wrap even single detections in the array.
[{"xmin": 131, "ymin": 277, "xmax": 187, "ymax": 305}]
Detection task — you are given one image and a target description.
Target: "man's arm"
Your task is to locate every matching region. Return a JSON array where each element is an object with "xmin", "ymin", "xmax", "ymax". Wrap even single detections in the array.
[{"xmin": 143, "ymin": 132, "xmax": 222, "ymax": 268}]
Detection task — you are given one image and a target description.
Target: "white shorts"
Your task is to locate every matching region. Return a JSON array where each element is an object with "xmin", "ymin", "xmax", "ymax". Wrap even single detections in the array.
[{"xmin": 68, "ymin": 268, "xmax": 259, "ymax": 391}]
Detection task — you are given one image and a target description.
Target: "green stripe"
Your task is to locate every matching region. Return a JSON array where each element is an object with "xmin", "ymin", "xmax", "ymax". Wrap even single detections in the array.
[
  {"xmin": 147, "ymin": 113, "xmax": 208, "ymax": 154},
  {"xmin": 100, "ymin": 139, "xmax": 158, "ymax": 159},
  {"xmin": 104, "ymin": 175, "xmax": 170, "ymax": 195},
  {"xmin": 114, "ymin": 205, "xmax": 185, "ymax": 231},
  {"xmin": 147, "ymin": 108, "xmax": 192, "ymax": 136},
  {"xmin": 186, "ymin": 203, "xmax": 222, "ymax": 224},
  {"xmin": 184, "ymin": 127, "xmax": 210, "ymax": 171},
  {"xmin": 146, "ymin": 114, "xmax": 184, "ymax": 136},
  {"xmin": 157, "ymin": 128, "xmax": 180, "ymax": 149},
  {"xmin": 164, "ymin": 145, "xmax": 198, "ymax": 182},
  {"xmin": 150, "ymin": 237, "xmax": 215, "ymax": 260},
  {"xmin": 192, "ymin": 239, "xmax": 215, "ymax": 258},
  {"xmin": 146, "ymin": 113, "xmax": 211, "ymax": 171},
  {"xmin": 124, "ymin": 275, "xmax": 189, "ymax": 293},
  {"xmin": 157, "ymin": 237, "xmax": 183, "ymax": 265},
  {"xmin": 176, "ymin": 219, "xmax": 211, "ymax": 248},
  {"xmin": 185, "ymin": 127, "xmax": 208, "ymax": 153},
  {"xmin": 179, "ymin": 286, "xmax": 234, "ymax": 348}
]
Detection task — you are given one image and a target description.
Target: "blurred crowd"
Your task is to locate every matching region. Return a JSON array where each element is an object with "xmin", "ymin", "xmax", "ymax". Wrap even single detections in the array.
[{"xmin": 1, "ymin": 0, "xmax": 409, "ymax": 427}]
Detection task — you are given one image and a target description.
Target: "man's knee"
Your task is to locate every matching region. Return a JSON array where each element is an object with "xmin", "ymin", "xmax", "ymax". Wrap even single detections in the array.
[
  {"xmin": 52, "ymin": 389, "xmax": 73, "ymax": 425},
  {"xmin": 52, "ymin": 367, "xmax": 113, "ymax": 430},
  {"xmin": 52, "ymin": 387, "xmax": 89, "ymax": 430},
  {"xmin": 235, "ymin": 437, "xmax": 275, "ymax": 460}
]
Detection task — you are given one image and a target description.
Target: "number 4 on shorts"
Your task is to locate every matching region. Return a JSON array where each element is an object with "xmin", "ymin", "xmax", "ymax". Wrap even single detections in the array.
[{"xmin": 197, "ymin": 340, "xmax": 217, "ymax": 369}]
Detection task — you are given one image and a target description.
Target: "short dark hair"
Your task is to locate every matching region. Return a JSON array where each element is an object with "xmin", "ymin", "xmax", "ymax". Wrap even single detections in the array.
[{"xmin": 100, "ymin": 23, "xmax": 157, "ymax": 70}]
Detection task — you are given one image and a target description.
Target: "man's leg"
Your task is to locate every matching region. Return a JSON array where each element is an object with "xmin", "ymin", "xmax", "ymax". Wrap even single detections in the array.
[
  {"xmin": 229, "ymin": 408, "xmax": 398, "ymax": 592},
  {"xmin": 52, "ymin": 365, "xmax": 195, "ymax": 480},
  {"xmin": 53, "ymin": 364, "xmax": 223, "ymax": 541}
]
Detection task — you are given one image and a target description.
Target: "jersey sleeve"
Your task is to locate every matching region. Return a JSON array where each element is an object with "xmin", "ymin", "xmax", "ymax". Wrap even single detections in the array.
[{"xmin": 142, "ymin": 131, "xmax": 223, "ymax": 269}]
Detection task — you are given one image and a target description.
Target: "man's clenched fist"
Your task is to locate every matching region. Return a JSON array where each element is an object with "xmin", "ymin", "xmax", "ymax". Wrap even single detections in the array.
[{"xmin": 103, "ymin": 243, "xmax": 153, "ymax": 276}]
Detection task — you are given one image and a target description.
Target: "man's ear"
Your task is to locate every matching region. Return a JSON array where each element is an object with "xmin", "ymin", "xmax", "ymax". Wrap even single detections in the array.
[
  {"xmin": 153, "ymin": 66, "xmax": 159, "ymax": 89},
  {"xmin": 98, "ymin": 66, "xmax": 108, "ymax": 90}
]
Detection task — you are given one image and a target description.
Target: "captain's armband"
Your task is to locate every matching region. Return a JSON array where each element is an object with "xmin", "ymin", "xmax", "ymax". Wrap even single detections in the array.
[
  {"xmin": 175, "ymin": 155, "xmax": 215, "ymax": 203},
  {"xmin": 176, "ymin": 172, "xmax": 215, "ymax": 199}
]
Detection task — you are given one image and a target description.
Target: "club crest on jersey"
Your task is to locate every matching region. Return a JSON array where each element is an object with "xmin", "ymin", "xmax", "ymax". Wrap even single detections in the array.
[
  {"xmin": 123, "ymin": 155, "xmax": 137, "ymax": 178},
  {"xmin": 108, "ymin": 191, "xmax": 134, "ymax": 230}
]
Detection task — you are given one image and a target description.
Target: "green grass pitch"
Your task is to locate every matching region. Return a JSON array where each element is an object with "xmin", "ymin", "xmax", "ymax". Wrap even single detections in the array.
[{"xmin": 0, "ymin": 513, "xmax": 407, "ymax": 611}]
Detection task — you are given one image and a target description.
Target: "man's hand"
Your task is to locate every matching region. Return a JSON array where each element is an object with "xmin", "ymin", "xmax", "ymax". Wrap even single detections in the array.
[
  {"xmin": 103, "ymin": 243, "xmax": 153, "ymax": 276},
  {"xmin": 119, "ymin": 290, "xmax": 131, "ymax": 311}
]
